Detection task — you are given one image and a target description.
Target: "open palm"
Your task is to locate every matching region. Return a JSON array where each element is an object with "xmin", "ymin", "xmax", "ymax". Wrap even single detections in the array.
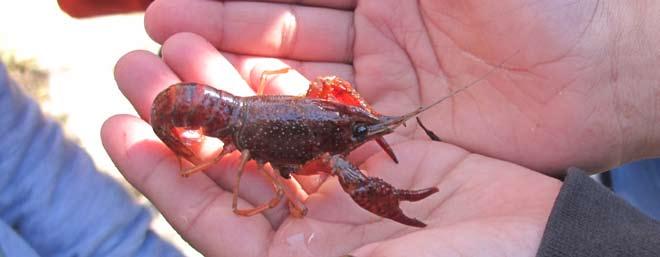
[
  {"xmin": 103, "ymin": 110, "xmax": 559, "ymax": 256},
  {"xmin": 136, "ymin": 0, "xmax": 660, "ymax": 175},
  {"xmin": 97, "ymin": 0, "xmax": 660, "ymax": 255}
]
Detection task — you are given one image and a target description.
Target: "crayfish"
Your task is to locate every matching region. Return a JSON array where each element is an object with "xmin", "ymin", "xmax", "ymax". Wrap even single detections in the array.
[{"xmin": 150, "ymin": 68, "xmax": 480, "ymax": 227}]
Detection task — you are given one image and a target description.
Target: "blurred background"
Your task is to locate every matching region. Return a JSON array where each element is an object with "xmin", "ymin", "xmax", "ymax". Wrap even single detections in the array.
[{"xmin": 0, "ymin": 1, "xmax": 201, "ymax": 256}]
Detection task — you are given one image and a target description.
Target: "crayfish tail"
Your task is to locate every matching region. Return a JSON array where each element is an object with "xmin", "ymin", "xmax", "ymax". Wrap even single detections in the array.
[{"xmin": 151, "ymin": 124, "xmax": 203, "ymax": 165}]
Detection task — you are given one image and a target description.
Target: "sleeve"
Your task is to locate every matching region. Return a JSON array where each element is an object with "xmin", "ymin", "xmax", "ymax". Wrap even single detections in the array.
[
  {"xmin": 536, "ymin": 168, "xmax": 660, "ymax": 257},
  {"xmin": 0, "ymin": 63, "xmax": 184, "ymax": 257},
  {"xmin": 0, "ymin": 220, "xmax": 41, "ymax": 257}
]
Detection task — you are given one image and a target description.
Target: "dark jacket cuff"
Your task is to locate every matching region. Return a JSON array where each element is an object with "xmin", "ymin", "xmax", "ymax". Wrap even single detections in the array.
[{"xmin": 537, "ymin": 168, "xmax": 660, "ymax": 256}]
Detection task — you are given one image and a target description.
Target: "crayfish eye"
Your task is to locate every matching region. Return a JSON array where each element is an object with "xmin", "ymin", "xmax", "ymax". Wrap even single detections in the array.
[{"xmin": 352, "ymin": 123, "xmax": 369, "ymax": 141}]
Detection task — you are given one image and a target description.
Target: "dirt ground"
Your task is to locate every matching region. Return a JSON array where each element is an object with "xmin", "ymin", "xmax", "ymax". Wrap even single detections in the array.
[{"xmin": 0, "ymin": 1, "xmax": 201, "ymax": 256}]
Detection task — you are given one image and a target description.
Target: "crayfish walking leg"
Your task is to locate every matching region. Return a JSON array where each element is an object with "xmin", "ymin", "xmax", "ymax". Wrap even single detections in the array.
[
  {"xmin": 257, "ymin": 67, "xmax": 290, "ymax": 95},
  {"xmin": 180, "ymin": 145, "xmax": 235, "ymax": 177},
  {"xmin": 231, "ymin": 150, "xmax": 286, "ymax": 216}
]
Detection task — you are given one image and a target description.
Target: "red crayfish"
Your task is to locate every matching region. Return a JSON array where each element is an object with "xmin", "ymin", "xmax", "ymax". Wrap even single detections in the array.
[{"xmin": 150, "ymin": 68, "xmax": 482, "ymax": 227}]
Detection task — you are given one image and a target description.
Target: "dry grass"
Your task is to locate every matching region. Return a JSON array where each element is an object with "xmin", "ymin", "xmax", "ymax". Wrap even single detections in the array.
[{"xmin": 3, "ymin": 53, "xmax": 50, "ymax": 101}]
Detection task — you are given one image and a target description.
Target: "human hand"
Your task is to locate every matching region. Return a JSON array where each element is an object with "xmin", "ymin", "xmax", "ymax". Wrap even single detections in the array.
[
  {"xmin": 102, "ymin": 36, "xmax": 561, "ymax": 254},
  {"xmin": 140, "ymin": 0, "xmax": 660, "ymax": 175}
]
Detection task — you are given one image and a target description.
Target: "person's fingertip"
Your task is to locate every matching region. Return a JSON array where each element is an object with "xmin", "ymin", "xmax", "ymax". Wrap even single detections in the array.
[
  {"xmin": 159, "ymin": 32, "xmax": 203, "ymax": 63},
  {"xmin": 114, "ymin": 50, "xmax": 179, "ymax": 121},
  {"xmin": 101, "ymin": 114, "xmax": 126, "ymax": 163},
  {"xmin": 145, "ymin": 0, "xmax": 224, "ymax": 45},
  {"xmin": 160, "ymin": 32, "xmax": 254, "ymax": 96},
  {"xmin": 144, "ymin": 0, "xmax": 171, "ymax": 43},
  {"xmin": 101, "ymin": 114, "xmax": 171, "ymax": 184},
  {"xmin": 114, "ymin": 50, "xmax": 155, "ymax": 83},
  {"xmin": 101, "ymin": 115, "xmax": 133, "ymax": 181}
]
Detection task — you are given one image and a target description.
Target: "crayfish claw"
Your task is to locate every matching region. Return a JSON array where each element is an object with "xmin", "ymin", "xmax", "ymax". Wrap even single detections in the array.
[
  {"xmin": 330, "ymin": 155, "xmax": 437, "ymax": 227},
  {"xmin": 347, "ymin": 176, "xmax": 436, "ymax": 227},
  {"xmin": 397, "ymin": 187, "xmax": 439, "ymax": 202}
]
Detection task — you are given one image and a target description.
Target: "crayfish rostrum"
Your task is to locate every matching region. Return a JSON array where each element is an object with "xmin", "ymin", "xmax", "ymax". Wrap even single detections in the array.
[{"xmin": 150, "ymin": 68, "xmax": 451, "ymax": 227}]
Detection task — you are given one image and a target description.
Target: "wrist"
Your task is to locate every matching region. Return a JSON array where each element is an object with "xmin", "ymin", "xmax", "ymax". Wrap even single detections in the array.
[
  {"xmin": 594, "ymin": 1, "xmax": 660, "ymax": 162},
  {"xmin": 620, "ymin": 1, "xmax": 660, "ymax": 160}
]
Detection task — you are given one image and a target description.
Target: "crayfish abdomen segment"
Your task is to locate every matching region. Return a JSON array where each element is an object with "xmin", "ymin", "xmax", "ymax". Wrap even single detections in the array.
[{"xmin": 150, "ymin": 83, "xmax": 240, "ymax": 163}]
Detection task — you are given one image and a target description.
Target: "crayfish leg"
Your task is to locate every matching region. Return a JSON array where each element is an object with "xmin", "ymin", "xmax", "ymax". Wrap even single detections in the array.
[
  {"xmin": 279, "ymin": 176, "xmax": 308, "ymax": 218},
  {"xmin": 306, "ymin": 76, "xmax": 377, "ymax": 114},
  {"xmin": 329, "ymin": 155, "xmax": 438, "ymax": 227},
  {"xmin": 231, "ymin": 151, "xmax": 289, "ymax": 217},
  {"xmin": 179, "ymin": 144, "xmax": 235, "ymax": 177},
  {"xmin": 287, "ymin": 199, "xmax": 308, "ymax": 218},
  {"xmin": 271, "ymin": 165, "xmax": 309, "ymax": 217},
  {"xmin": 257, "ymin": 68, "xmax": 291, "ymax": 95}
]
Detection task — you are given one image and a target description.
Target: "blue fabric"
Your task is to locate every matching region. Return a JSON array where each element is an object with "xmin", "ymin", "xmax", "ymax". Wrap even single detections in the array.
[
  {"xmin": 611, "ymin": 158, "xmax": 660, "ymax": 220},
  {"xmin": 0, "ymin": 62, "xmax": 183, "ymax": 257},
  {"xmin": 0, "ymin": 220, "xmax": 40, "ymax": 257}
]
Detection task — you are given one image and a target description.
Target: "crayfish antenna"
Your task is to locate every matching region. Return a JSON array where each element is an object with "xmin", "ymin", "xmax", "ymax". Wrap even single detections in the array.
[
  {"xmin": 416, "ymin": 117, "xmax": 441, "ymax": 142},
  {"xmin": 367, "ymin": 50, "xmax": 521, "ymax": 139},
  {"xmin": 413, "ymin": 49, "xmax": 521, "ymax": 117}
]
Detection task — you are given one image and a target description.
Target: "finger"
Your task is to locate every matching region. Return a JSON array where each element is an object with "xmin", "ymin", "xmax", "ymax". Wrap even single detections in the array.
[
  {"xmin": 113, "ymin": 45, "xmax": 296, "ymax": 223},
  {"xmin": 231, "ymin": 55, "xmax": 354, "ymax": 95},
  {"xmin": 160, "ymin": 35, "xmax": 355, "ymax": 96},
  {"xmin": 101, "ymin": 114, "xmax": 273, "ymax": 256},
  {"xmin": 293, "ymin": 173, "xmax": 328, "ymax": 195},
  {"xmin": 115, "ymin": 33, "xmax": 315, "ymax": 222},
  {"xmin": 226, "ymin": 0, "xmax": 357, "ymax": 10},
  {"xmin": 114, "ymin": 32, "xmax": 252, "ymax": 121},
  {"xmin": 114, "ymin": 49, "xmax": 179, "ymax": 122},
  {"xmin": 145, "ymin": 0, "xmax": 354, "ymax": 62},
  {"xmin": 160, "ymin": 32, "xmax": 255, "ymax": 96}
]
